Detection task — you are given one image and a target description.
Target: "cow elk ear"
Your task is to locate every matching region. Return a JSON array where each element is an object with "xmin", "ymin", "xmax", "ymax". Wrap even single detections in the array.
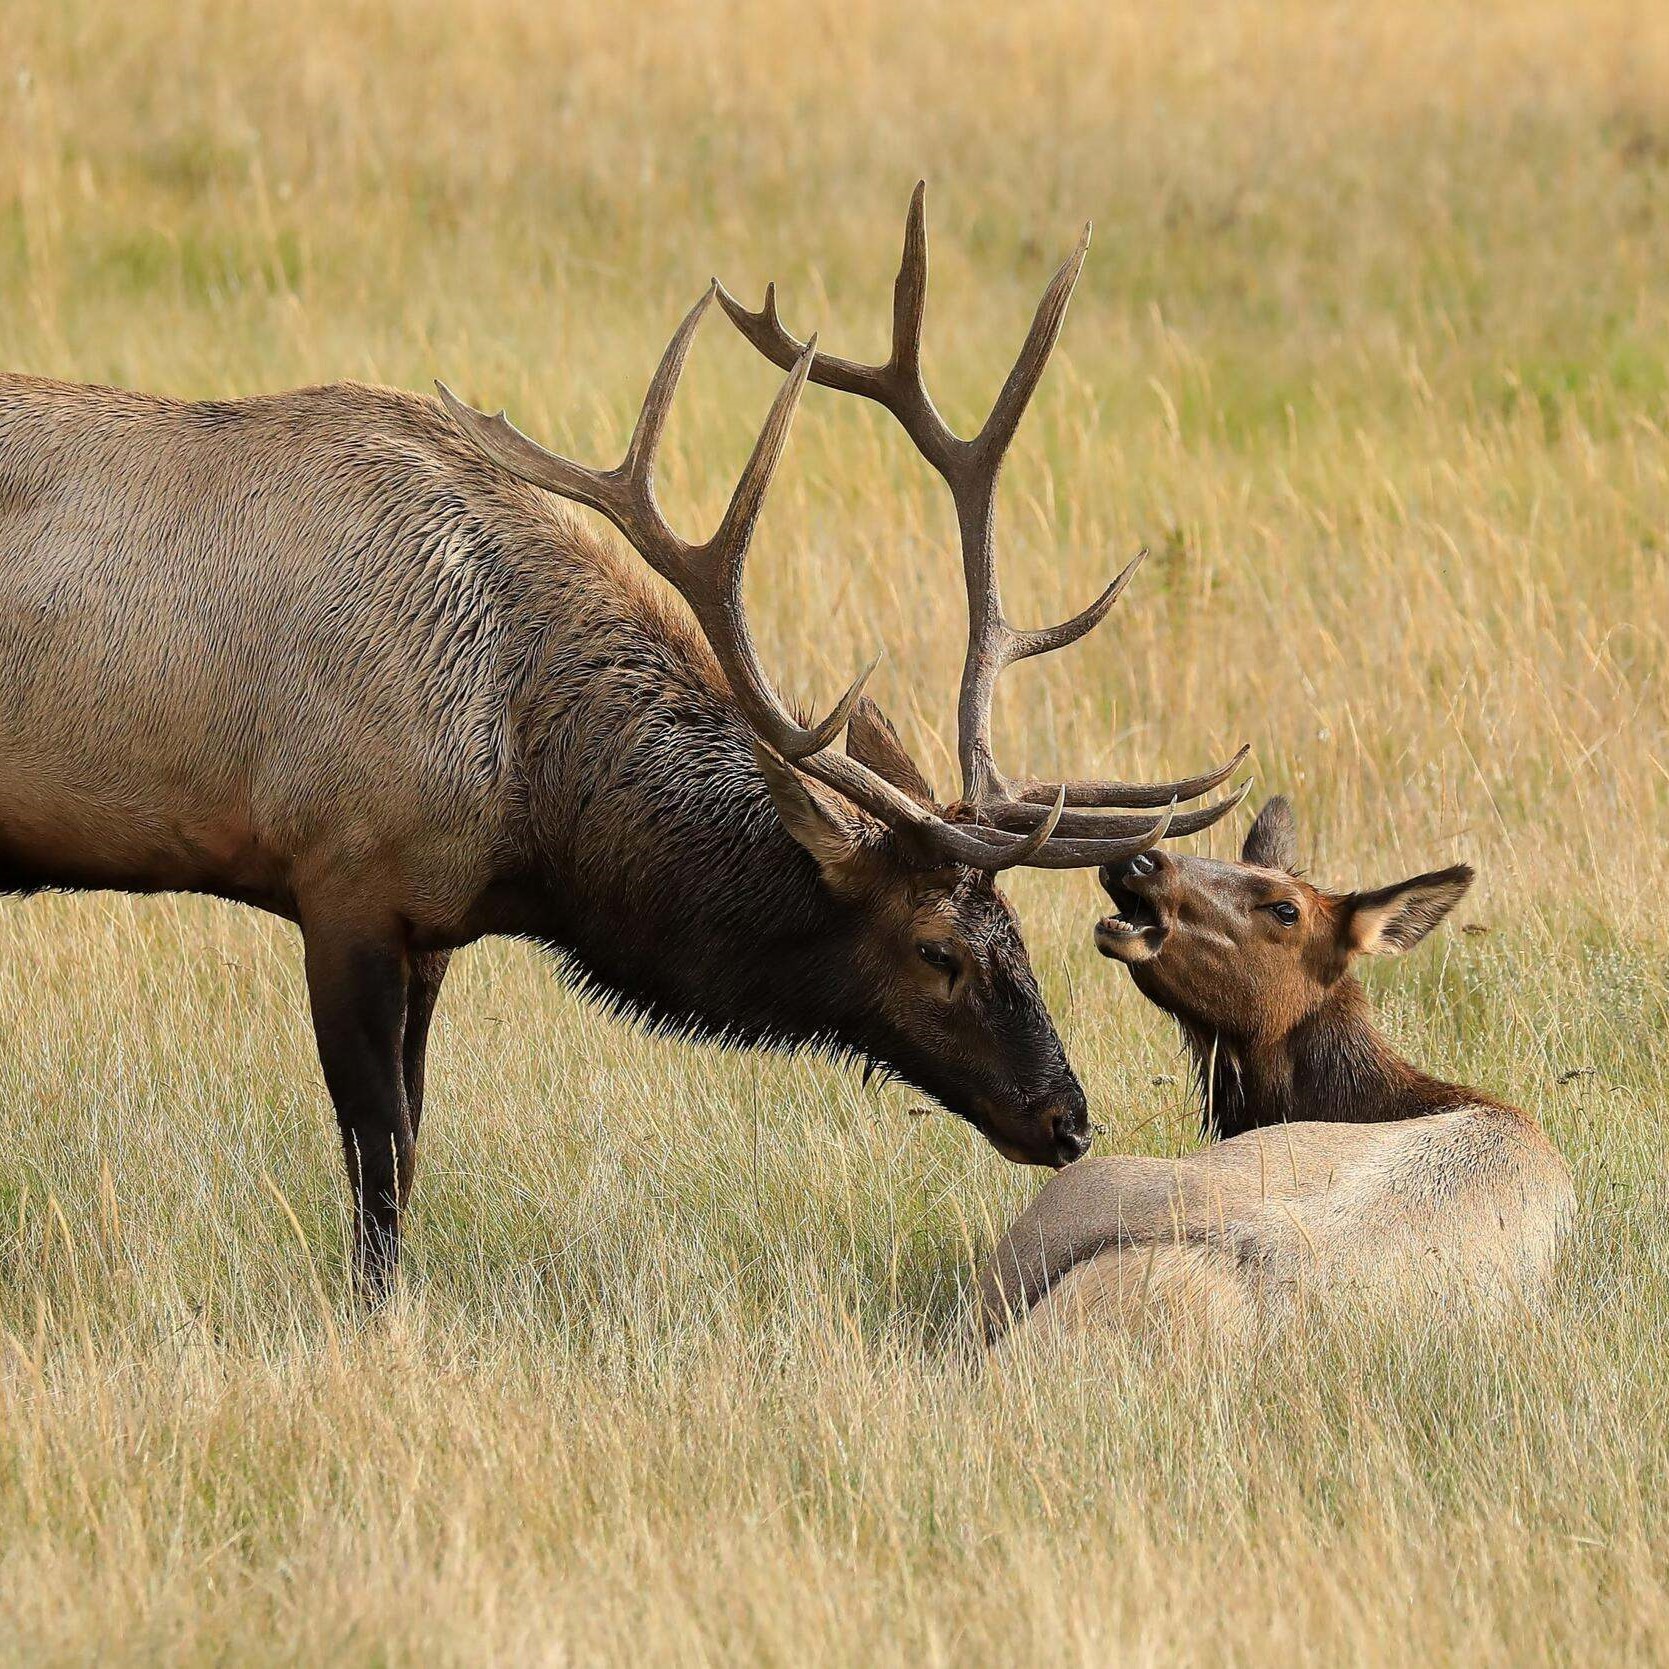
[
  {"xmin": 1343, "ymin": 864, "xmax": 1474, "ymax": 956},
  {"xmin": 754, "ymin": 744, "xmax": 873, "ymax": 893},
  {"xmin": 1241, "ymin": 795, "xmax": 1299, "ymax": 871},
  {"xmin": 846, "ymin": 697, "xmax": 938, "ymax": 809}
]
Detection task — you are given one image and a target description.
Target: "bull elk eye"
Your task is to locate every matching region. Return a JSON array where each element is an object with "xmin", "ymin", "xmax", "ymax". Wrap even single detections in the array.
[
  {"xmin": 917, "ymin": 941, "xmax": 961, "ymax": 983},
  {"xmin": 1265, "ymin": 900, "xmax": 1301, "ymax": 926}
]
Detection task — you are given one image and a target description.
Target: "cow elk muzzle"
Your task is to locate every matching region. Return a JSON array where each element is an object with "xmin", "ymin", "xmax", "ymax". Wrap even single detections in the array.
[{"xmin": 1095, "ymin": 851, "xmax": 1172, "ymax": 964}]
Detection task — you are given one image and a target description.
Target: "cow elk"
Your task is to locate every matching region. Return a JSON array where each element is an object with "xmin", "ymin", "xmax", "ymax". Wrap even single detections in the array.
[
  {"xmin": 0, "ymin": 186, "xmax": 1246, "ymax": 1295},
  {"xmin": 979, "ymin": 798, "xmax": 1574, "ymax": 1345}
]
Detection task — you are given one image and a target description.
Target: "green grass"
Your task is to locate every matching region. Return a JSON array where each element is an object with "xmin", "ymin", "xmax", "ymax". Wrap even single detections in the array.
[{"xmin": 2, "ymin": 0, "xmax": 1669, "ymax": 1660}]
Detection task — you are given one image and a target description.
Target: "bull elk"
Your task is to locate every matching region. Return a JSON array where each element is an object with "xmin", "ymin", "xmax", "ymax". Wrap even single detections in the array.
[
  {"xmin": 980, "ymin": 798, "xmax": 1574, "ymax": 1345},
  {"xmin": 0, "ymin": 187, "xmax": 1246, "ymax": 1294}
]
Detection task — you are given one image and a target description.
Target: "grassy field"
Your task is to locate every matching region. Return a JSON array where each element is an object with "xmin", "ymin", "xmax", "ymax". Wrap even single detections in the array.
[{"xmin": 4, "ymin": 0, "xmax": 1669, "ymax": 1661}]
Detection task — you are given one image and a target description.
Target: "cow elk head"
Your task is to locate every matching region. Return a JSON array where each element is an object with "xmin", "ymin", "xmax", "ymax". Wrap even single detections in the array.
[{"xmin": 1096, "ymin": 794, "xmax": 1475, "ymax": 1055}]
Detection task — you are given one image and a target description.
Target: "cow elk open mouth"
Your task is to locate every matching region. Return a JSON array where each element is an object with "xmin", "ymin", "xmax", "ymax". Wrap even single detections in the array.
[{"xmin": 1095, "ymin": 886, "xmax": 1166, "ymax": 962}]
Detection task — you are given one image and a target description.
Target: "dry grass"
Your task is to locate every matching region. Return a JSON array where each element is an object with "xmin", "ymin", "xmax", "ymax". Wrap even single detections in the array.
[{"xmin": 3, "ymin": 0, "xmax": 1669, "ymax": 1661}]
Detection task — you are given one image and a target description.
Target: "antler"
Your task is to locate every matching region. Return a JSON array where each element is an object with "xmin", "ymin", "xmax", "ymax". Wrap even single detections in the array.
[
  {"xmin": 438, "ymin": 287, "xmax": 1188, "ymax": 870},
  {"xmin": 718, "ymin": 182, "xmax": 1251, "ymax": 852}
]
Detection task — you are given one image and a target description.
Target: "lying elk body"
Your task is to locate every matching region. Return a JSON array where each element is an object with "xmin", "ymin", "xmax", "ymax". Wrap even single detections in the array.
[
  {"xmin": 980, "ymin": 798, "xmax": 1573, "ymax": 1344},
  {"xmin": 0, "ymin": 187, "xmax": 1245, "ymax": 1291}
]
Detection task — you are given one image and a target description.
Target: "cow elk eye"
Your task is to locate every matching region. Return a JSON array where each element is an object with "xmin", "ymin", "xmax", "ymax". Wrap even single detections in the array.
[
  {"xmin": 917, "ymin": 942, "xmax": 960, "ymax": 978},
  {"xmin": 1266, "ymin": 900, "xmax": 1301, "ymax": 927}
]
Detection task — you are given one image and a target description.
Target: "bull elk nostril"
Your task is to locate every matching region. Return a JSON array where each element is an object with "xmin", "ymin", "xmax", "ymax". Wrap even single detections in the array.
[
  {"xmin": 1043, "ymin": 1097, "xmax": 1091, "ymax": 1166},
  {"xmin": 1054, "ymin": 1124, "xmax": 1092, "ymax": 1165},
  {"xmin": 1127, "ymin": 851, "xmax": 1158, "ymax": 877}
]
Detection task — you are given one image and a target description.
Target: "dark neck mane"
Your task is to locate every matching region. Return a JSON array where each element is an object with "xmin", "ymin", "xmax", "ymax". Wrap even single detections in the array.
[
  {"xmin": 489, "ymin": 521, "xmax": 877, "ymax": 1055},
  {"xmin": 1179, "ymin": 979, "xmax": 1482, "ymax": 1138}
]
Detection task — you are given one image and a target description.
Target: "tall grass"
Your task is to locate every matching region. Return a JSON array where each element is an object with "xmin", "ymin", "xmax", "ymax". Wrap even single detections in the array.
[{"xmin": 2, "ymin": 0, "xmax": 1668, "ymax": 1660}]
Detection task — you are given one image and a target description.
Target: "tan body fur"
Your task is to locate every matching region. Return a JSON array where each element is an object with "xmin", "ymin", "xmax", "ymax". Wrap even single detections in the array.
[
  {"xmin": 980, "ymin": 1105, "xmax": 1574, "ymax": 1345},
  {"xmin": 0, "ymin": 374, "xmax": 693, "ymax": 936}
]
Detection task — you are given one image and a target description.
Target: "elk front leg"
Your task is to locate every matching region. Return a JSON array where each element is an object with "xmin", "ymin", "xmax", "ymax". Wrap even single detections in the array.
[
  {"xmin": 302, "ymin": 921, "xmax": 414, "ymax": 1301},
  {"xmin": 402, "ymin": 950, "xmax": 451, "ymax": 1145}
]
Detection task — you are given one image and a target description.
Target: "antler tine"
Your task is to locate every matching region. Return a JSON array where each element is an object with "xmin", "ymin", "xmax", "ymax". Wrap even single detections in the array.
[
  {"xmin": 1005, "ymin": 549, "xmax": 1145, "ymax": 666},
  {"xmin": 710, "ymin": 327, "xmax": 818, "ymax": 589},
  {"xmin": 765, "ymin": 746, "xmax": 1125, "ymax": 873},
  {"xmin": 793, "ymin": 755, "xmax": 1204, "ymax": 871},
  {"xmin": 975, "ymin": 787, "xmax": 1066, "ymax": 871},
  {"xmin": 1009, "ymin": 743, "xmax": 1254, "ymax": 812},
  {"xmin": 716, "ymin": 181, "xmax": 963, "ymax": 477},
  {"xmin": 998, "ymin": 798, "xmax": 1177, "ymax": 870},
  {"xmin": 621, "ymin": 280, "xmax": 717, "ymax": 492},
  {"xmin": 435, "ymin": 284, "xmax": 720, "ymax": 587},
  {"xmin": 974, "ymin": 221, "xmax": 1092, "ymax": 464},
  {"xmin": 714, "ymin": 281, "xmax": 890, "ymax": 405},
  {"xmin": 981, "ymin": 775, "xmax": 1254, "ymax": 839},
  {"xmin": 889, "ymin": 179, "xmax": 930, "ymax": 382},
  {"xmin": 439, "ymin": 298, "xmax": 879, "ymax": 765},
  {"xmin": 432, "ymin": 383, "xmax": 657, "ymax": 550}
]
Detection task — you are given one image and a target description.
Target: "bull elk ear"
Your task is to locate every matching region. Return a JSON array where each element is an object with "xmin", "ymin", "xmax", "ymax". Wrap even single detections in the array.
[
  {"xmin": 753, "ymin": 743, "xmax": 874, "ymax": 891},
  {"xmin": 846, "ymin": 697, "xmax": 938, "ymax": 810},
  {"xmin": 1241, "ymin": 795, "xmax": 1299, "ymax": 872},
  {"xmin": 1343, "ymin": 863, "xmax": 1475, "ymax": 956}
]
